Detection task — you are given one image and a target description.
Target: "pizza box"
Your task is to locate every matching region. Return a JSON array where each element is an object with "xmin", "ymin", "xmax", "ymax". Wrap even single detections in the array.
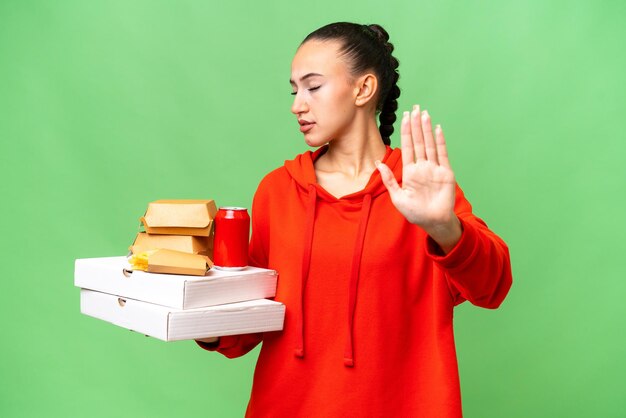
[
  {"xmin": 80, "ymin": 289, "xmax": 285, "ymax": 342},
  {"xmin": 74, "ymin": 256, "xmax": 277, "ymax": 309}
]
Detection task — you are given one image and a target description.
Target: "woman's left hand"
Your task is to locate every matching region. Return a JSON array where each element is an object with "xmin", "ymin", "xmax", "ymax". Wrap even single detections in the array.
[{"xmin": 376, "ymin": 105, "xmax": 462, "ymax": 253}]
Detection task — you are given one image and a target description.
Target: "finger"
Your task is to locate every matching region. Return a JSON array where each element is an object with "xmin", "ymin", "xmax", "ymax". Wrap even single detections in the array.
[
  {"xmin": 400, "ymin": 111, "xmax": 414, "ymax": 167},
  {"xmin": 410, "ymin": 104, "xmax": 426, "ymax": 161},
  {"xmin": 421, "ymin": 110, "xmax": 438, "ymax": 164},
  {"xmin": 375, "ymin": 161, "xmax": 402, "ymax": 196},
  {"xmin": 435, "ymin": 124, "xmax": 451, "ymax": 169}
]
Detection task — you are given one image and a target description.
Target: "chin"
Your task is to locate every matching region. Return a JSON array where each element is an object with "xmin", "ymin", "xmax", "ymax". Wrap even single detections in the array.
[{"xmin": 303, "ymin": 134, "xmax": 329, "ymax": 148}]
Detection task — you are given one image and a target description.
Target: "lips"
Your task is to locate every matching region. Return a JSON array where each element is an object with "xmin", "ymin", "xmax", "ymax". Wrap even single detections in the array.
[{"xmin": 298, "ymin": 119, "xmax": 315, "ymax": 133}]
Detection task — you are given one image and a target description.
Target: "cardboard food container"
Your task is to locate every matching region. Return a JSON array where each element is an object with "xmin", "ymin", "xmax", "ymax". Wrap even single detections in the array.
[
  {"xmin": 74, "ymin": 256, "xmax": 278, "ymax": 309},
  {"xmin": 130, "ymin": 232, "xmax": 213, "ymax": 257},
  {"xmin": 142, "ymin": 249, "xmax": 211, "ymax": 276},
  {"xmin": 80, "ymin": 289, "xmax": 285, "ymax": 342},
  {"xmin": 140, "ymin": 199, "xmax": 218, "ymax": 237}
]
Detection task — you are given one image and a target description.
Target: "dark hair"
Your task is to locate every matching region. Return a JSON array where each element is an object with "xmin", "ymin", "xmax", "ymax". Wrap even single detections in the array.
[{"xmin": 302, "ymin": 22, "xmax": 400, "ymax": 146}]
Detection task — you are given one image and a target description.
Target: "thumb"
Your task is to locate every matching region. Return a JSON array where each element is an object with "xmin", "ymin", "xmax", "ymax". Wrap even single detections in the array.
[{"xmin": 375, "ymin": 160, "xmax": 401, "ymax": 196}]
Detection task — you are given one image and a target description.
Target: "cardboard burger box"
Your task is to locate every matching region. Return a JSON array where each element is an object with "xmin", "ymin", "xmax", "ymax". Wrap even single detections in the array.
[
  {"xmin": 140, "ymin": 199, "xmax": 218, "ymax": 237},
  {"xmin": 75, "ymin": 256, "xmax": 279, "ymax": 310},
  {"xmin": 131, "ymin": 199, "xmax": 217, "ymax": 274},
  {"xmin": 130, "ymin": 232, "xmax": 213, "ymax": 258},
  {"xmin": 80, "ymin": 288, "xmax": 285, "ymax": 342},
  {"xmin": 129, "ymin": 249, "xmax": 213, "ymax": 276}
]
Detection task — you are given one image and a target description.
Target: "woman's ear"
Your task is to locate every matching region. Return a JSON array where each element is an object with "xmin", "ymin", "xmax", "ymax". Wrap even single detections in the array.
[{"xmin": 354, "ymin": 73, "xmax": 378, "ymax": 107}]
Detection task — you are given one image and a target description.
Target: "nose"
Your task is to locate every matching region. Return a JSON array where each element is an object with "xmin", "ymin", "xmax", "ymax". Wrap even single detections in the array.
[{"xmin": 291, "ymin": 91, "xmax": 308, "ymax": 115}]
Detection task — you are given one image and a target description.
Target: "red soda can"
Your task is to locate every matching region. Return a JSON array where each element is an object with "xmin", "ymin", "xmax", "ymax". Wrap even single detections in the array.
[{"xmin": 213, "ymin": 207, "xmax": 250, "ymax": 270}]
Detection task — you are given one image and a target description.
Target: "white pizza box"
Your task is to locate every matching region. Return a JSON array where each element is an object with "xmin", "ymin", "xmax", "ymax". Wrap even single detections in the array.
[
  {"xmin": 74, "ymin": 256, "xmax": 277, "ymax": 309},
  {"xmin": 80, "ymin": 288, "xmax": 285, "ymax": 342}
]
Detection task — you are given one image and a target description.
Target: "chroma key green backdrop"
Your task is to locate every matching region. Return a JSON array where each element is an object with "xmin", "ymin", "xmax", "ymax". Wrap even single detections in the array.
[{"xmin": 1, "ymin": 1, "xmax": 624, "ymax": 417}]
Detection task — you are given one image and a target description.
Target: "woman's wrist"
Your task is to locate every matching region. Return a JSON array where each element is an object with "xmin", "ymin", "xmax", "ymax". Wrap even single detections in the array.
[{"xmin": 424, "ymin": 216, "xmax": 463, "ymax": 254}]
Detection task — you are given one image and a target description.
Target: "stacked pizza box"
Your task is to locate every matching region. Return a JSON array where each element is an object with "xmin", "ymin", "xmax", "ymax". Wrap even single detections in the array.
[{"xmin": 75, "ymin": 200, "xmax": 285, "ymax": 342}]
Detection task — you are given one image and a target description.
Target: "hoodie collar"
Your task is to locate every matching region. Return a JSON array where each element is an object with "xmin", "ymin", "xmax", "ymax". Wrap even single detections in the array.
[{"xmin": 284, "ymin": 145, "xmax": 402, "ymax": 202}]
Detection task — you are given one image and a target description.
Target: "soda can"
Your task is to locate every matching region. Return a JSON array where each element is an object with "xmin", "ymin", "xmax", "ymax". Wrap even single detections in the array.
[{"xmin": 213, "ymin": 207, "xmax": 250, "ymax": 270}]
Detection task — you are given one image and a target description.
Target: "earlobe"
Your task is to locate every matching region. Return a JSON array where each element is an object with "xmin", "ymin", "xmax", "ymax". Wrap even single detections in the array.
[{"xmin": 355, "ymin": 73, "xmax": 378, "ymax": 107}]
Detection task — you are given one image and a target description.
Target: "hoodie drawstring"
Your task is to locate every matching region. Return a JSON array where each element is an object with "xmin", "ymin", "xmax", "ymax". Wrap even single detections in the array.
[
  {"xmin": 294, "ymin": 185, "xmax": 317, "ymax": 359},
  {"xmin": 344, "ymin": 193, "xmax": 372, "ymax": 367},
  {"xmin": 294, "ymin": 186, "xmax": 373, "ymax": 368}
]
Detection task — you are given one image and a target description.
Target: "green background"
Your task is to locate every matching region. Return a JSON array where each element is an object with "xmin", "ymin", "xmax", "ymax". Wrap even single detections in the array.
[{"xmin": 1, "ymin": 1, "xmax": 624, "ymax": 417}]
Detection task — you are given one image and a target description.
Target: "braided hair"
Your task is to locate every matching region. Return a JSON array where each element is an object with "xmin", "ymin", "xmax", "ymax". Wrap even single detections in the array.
[{"xmin": 302, "ymin": 22, "xmax": 401, "ymax": 145}]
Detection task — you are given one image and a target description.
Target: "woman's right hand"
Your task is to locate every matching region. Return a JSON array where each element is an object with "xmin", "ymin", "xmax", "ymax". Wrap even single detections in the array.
[{"xmin": 376, "ymin": 105, "xmax": 461, "ymax": 253}]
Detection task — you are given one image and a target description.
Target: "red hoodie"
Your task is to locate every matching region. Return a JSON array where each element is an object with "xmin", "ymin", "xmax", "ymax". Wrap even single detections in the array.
[{"xmin": 198, "ymin": 145, "xmax": 512, "ymax": 417}]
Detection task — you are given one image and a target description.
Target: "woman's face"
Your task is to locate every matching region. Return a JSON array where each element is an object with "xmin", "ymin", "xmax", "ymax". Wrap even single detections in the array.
[{"xmin": 290, "ymin": 39, "xmax": 359, "ymax": 147}]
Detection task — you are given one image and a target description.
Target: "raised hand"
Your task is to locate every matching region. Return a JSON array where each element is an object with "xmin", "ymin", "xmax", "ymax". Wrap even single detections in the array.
[{"xmin": 376, "ymin": 105, "xmax": 462, "ymax": 253}]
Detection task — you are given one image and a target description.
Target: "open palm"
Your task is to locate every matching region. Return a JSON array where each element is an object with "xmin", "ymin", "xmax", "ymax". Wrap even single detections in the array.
[{"xmin": 377, "ymin": 105, "xmax": 458, "ymax": 231}]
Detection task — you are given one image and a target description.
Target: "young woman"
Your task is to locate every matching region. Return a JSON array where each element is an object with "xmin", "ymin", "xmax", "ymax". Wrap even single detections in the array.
[{"xmin": 197, "ymin": 22, "xmax": 512, "ymax": 418}]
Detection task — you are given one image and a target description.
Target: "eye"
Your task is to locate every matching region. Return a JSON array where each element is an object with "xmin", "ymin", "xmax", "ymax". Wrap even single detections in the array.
[{"xmin": 290, "ymin": 86, "xmax": 321, "ymax": 96}]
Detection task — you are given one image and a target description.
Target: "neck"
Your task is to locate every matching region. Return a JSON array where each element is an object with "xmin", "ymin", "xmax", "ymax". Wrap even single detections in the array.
[{"xmin": 318, "ymin": 115, "xmax": 387, "ymax": 178}]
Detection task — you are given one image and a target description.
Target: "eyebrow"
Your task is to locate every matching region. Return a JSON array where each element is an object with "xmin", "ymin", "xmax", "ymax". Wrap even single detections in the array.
[{"xmin": 289, "ymin": 73, "xmax": 324, "ymax": 85}]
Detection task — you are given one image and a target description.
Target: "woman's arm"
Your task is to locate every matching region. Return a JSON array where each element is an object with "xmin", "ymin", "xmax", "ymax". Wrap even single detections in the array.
[
  {"xmin": 427, "ymin": 185, "xmax": 512, "ymax": 308},
  {"xmin": 377, "ymin": 104, "xmax": 512, "ymax": 308}
]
